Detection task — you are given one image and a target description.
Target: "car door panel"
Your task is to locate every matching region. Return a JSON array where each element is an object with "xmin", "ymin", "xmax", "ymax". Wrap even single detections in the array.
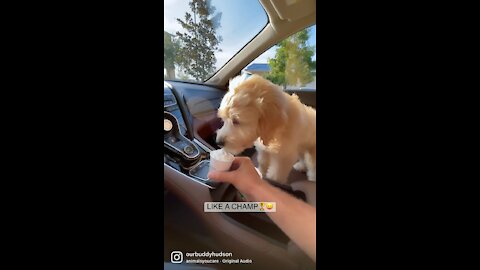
[{"xmin": 285, "ymin": 89, "xmax": 316, "ymax": 109}]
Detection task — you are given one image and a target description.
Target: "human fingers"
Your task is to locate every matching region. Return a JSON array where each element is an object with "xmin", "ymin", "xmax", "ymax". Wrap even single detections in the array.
[
  {"xmin": 207, "ymin": 170, "xmax": 237, "ymax": 184},
  {"xmin": 207, "ymin": 157, "xmax": 254, "ymax": 183},
  {"xmin": 229, "ymin": 157, "xmax": 253, "ymax": 169}
]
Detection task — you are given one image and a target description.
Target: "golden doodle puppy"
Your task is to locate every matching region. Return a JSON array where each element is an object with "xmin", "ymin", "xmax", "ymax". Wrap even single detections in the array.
[{"xmin": 216, "ymin": 74, "xmax": 316, "ymax": 183}]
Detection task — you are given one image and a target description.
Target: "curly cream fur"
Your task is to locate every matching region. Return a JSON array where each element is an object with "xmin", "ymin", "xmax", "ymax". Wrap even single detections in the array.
[{"xmin": 216, "ymin": 74, "xmax": 316, "ymax": 183}]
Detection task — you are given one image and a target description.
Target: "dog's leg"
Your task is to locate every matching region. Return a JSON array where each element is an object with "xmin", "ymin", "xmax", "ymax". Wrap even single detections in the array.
[
  {"xmin": 256, "ymin": 150, "xmax": 270, "ymax": 178},
  {"xmin": 255, "ymin": 142, "xmax": 270, "ymax": 177},
  {"xmin": 266, "ymin": 154, "xmax": 298, "ymax": 184},
  {"xmin": 305, "ymin": 148, "xmax": 316, "ymax": 181},
  {"xmin": 293, "ymin": 158, "xmax": 306, "ymax": 172}
]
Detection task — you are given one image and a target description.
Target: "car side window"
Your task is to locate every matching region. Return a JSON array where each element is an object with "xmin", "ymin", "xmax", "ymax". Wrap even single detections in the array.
[{"xmin": 243, "ymin": 25, "xmax": 316, "ymax": 91}]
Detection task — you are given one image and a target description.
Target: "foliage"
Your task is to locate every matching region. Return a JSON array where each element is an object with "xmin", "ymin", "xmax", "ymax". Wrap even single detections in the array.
[
  {"xmin": 164, "ymin": 31, "xmax": 177, "ymax": 79},
  {"xmin": 174, "ymin": 0, "xmax": 222, "ymax": 81},
  {"xmin": 266, "ymin": 29, "xmax": 315, "ymax": 88}
]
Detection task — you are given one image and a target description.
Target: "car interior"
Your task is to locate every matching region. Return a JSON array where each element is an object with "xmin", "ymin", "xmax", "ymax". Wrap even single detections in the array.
[{"xmin": 164, "ymin": 0, "xmax": 316, "ymax": 269}]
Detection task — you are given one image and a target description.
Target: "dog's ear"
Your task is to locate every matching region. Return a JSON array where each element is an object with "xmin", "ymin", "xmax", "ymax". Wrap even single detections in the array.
[
  {"xmin": 229, "ymin": 75, "xmax": 246, "ymax": 94},
  {"xmin": 228, "ymin": 77, "xmax": 235, "ymax": 93},
  {"xmin": 256, "ymin": 90, "xmax": 288, "ymax": 146}
]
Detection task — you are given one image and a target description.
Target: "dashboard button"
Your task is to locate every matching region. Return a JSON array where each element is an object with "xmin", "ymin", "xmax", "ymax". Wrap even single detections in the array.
[
  {"xmin": 184, "ymin": 145, "xmax": 194, "ymax": 155},
  {"xmin": 164, "ymin": 119, "xmax": 173, "ymax": 131}
]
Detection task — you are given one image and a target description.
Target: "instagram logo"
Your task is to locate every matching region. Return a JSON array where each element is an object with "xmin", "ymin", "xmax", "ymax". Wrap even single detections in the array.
[{"xmin": 171, "ymin": 251, "xmax": 183, "ymax": 263}]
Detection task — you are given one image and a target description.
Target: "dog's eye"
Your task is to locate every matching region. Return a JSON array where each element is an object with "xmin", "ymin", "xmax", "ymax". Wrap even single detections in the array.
[{"xmin": 232, "ymin": 119, "xmax": 240, "ymax": 126}]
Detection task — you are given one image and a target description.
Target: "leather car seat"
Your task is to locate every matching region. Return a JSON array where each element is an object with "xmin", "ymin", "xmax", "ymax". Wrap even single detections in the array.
[{"xmin": 290, "ymin": 181, "xmax": 316, "ymax": 207}]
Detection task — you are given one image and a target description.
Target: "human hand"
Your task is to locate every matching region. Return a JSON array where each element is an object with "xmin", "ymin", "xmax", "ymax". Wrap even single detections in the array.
[{"xmin": 207, "ymin": 157, "xmax": 267, "ymax": 199}]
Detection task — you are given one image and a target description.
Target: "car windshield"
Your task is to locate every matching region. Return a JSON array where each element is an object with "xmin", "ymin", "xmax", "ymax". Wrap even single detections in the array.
[{"xmin": 164, "ymin": 0, "xmax": 268, "ymax": 83}]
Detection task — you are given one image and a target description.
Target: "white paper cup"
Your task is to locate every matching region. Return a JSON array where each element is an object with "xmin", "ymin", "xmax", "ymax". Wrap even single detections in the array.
[{"xmin": 209, "ymin": 149, "xmax": 234, "ymax": 172}]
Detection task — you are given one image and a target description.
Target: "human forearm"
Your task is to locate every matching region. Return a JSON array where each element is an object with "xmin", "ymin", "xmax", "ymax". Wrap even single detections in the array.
[
  {"xmin": 249, "ymin": 182, "xmax": 316, "ymax": 261},
  {"xmin": 207, "ymin": 157, "xmax": 316, "ymax": 261}
]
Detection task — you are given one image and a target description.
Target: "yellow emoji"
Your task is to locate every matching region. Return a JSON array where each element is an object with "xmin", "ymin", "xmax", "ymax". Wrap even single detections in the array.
[{"xmin": 266, "ymin": 203, "xmax": 273, "ymax": 210}]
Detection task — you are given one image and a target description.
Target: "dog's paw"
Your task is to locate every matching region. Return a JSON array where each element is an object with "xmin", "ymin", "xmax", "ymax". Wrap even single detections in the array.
[
  {"xmin": 293, "ymin": 160, "xmax": 306, "ymax": 172},
  {"xmin": 307, "ymin": 170, "xmax": 316, "ymax": 182}
]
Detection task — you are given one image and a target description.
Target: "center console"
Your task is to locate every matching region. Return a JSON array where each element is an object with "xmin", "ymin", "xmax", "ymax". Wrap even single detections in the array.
[{"xmin": 164, "ymin": 82, "xmax": 219, "ymax": 189}]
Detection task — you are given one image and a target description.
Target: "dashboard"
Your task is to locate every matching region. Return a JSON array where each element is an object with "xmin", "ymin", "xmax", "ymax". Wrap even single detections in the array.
[
  {"xmin": 163, "ymin": 81, "xmax": 219, "ymax": 188},
  {"xmin": 164, "ymin": 82, "xmax": 188, "ymax": 137}
]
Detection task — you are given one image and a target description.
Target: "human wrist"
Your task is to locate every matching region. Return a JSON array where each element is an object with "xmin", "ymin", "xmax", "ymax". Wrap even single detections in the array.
[{"xmin": 246, "ymin": 180, "xmax": 271, "ymax": 202}]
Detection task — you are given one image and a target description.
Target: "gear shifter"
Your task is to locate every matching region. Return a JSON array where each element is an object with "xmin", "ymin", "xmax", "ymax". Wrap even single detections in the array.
[{"xmin": 164, "ymin": 111, "xmax": 201, "ymax": 167}]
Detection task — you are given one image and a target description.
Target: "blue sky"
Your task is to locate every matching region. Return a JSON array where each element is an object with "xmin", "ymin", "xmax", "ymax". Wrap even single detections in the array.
[{"xmin": 164, "ymin": 0, "xmax": 316, "ymax": 70}]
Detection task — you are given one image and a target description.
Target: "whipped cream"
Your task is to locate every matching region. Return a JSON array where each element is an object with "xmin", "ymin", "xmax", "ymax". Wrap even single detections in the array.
[{"xmin": 210, "ymin": 148, "xmax": 234, "ymax": 162}]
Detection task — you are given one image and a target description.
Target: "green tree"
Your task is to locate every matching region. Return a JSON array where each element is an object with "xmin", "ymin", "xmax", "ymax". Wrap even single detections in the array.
[
  {"xmin": 164, "ymin": 31, "xmax": 177, "ymax": 79},
  {"xmin": 174, "ymin": 0, "xmax": 222, "ymax": 81},
  {"xmin": 266, "ymin": 28, "xmax": 315, "ymax": 89}
]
